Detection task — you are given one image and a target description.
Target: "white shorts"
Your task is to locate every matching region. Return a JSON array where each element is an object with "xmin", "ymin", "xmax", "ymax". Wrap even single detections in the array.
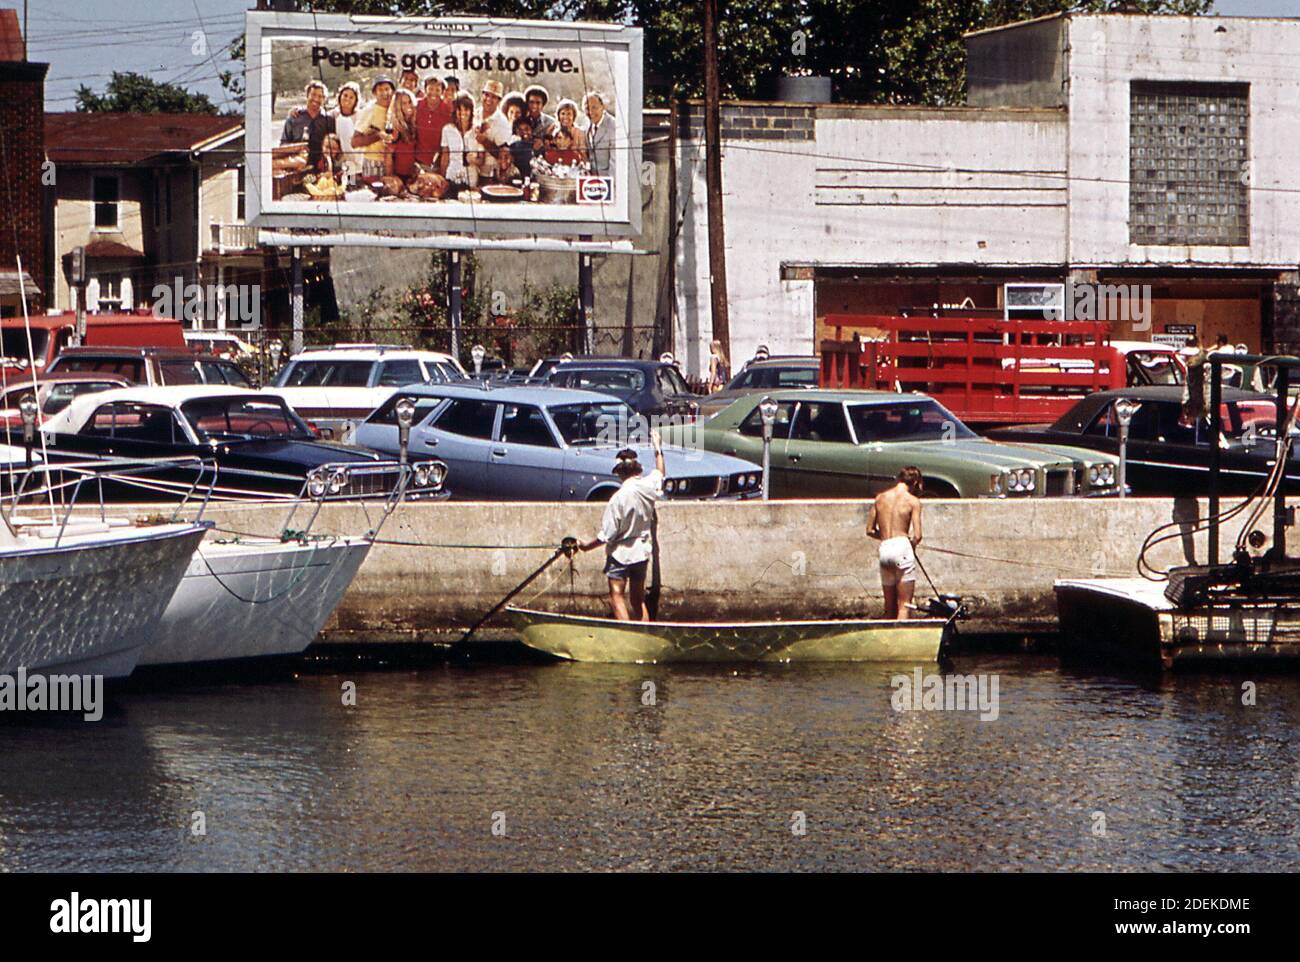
[{"xmin": 878, "ymin": 536, "xmax": 916, "ymax": 588}]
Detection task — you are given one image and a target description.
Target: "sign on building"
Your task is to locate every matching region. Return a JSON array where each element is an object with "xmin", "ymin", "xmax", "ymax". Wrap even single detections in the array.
[{"xmin": 244, "ymin": 11, "xmax": 643, "ymax": 238}]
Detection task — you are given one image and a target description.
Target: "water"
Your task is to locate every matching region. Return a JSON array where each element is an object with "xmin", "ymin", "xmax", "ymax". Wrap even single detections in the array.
[{"xmin": 1, "ymin": 654, "xmax": 1297, "ymax": 871}]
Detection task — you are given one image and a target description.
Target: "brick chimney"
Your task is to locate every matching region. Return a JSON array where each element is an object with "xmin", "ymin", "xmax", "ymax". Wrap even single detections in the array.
[{"xmin": 0, "ymin": 8, "xmax": 47, "ymax": 309}]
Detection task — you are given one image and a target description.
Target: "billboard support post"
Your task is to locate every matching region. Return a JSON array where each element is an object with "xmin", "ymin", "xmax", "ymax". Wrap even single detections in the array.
[
  {"xmin": 291, "ymin": 246, "xmax": 304, "ymax": 355},
  {"xmin": 448, "ymin": 250, "xmax": 462, "ymax": 360},
  {"xmin": 579, "ymin": 244, "xmax": 594, "ymax": 355}
]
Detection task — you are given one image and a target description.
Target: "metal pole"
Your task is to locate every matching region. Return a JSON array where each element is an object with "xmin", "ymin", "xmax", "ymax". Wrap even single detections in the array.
[
  {"xmin": 1209, "ymin": 356, "xmax": 1222, "ymax": 565},
  {"xmin": 448, "ymin": 250, "xmax": 462, "ymax": 360},
  {"xmin": 1118, "ymin": 423, "xmax": 1128, "ymax": 500},
  {"xmin": 290, "ymin": 246, "xmax": 304, "ymax": 355},
  {"xmin": 1273, "ymin": 365, "xmax": 1289, "ymax": 559},
  {"xmin": 702, "ymin": 0, "xmax": 730, "ymax": 359},
  {"xmin": 761, "ymin": 435, "xmax": 771, "ymax": 500},
  {"xmin": 579, "ymin": 248, "xmax": 594, "ymax": 354}
]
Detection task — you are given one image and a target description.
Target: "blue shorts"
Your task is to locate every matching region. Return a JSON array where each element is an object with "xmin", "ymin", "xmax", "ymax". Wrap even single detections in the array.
[{"xmin": 604, "ymin": 557, "xmax": 649, "ymax": 581}]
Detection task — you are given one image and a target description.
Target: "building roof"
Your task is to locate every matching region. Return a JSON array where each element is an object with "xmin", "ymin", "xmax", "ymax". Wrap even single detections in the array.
[
  {"xmin": 45, "ymin": 112, "xmax": 243, "ymax": 166},
  {"xmin": 0, "ymin": 9, "xmax": 25, "ymax": 61},
  {"xmin": 82, "ymin": 239, "xmax": 145, "ymax": 259}
]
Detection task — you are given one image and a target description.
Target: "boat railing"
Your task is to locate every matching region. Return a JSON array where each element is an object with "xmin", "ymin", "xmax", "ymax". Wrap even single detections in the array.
[
  {"xmin": 279, "ymin": 458, "xmax": 446, "ymax": 543},
  {"xmin": 3, "ymin": 456, "xmax": 219, "ymax": 548}
]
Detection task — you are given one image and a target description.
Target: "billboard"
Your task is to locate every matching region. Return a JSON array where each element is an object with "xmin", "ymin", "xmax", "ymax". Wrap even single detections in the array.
[{"xmin": 245, "ymin": 12, "xmax": 643, "ymax": 238}]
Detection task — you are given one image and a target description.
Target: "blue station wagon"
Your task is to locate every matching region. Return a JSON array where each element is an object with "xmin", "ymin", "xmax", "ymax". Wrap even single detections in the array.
[{"xmin": 353, "ymin": 383, "xmax": 763, "ymax": 501}]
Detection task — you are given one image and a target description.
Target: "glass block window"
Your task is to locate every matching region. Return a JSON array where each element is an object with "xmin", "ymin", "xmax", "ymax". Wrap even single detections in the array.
[{"xmin": 1129, "ymin": 81, "xmax": 1249, "ymax": 246}]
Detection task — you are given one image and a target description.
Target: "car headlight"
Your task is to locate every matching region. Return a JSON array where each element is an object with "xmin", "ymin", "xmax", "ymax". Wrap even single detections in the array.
[
  {"xmin": 1100, "ymin": 464, "xmax": 1115, "ymax": 485},
  {"xmin": 990, "ymin": 472, "xmax": 1006, "ymax": 495},
  {"xmin": 414, "ymin": 463, "xmax": 432, "ymax": 487},
  {"xmin": 1020, "ymin": 468, "xmax": 1036, "ymax": 491},
  {"xmin": 748, "ymin": 473, "xmax": 759, "ymax": 487},
  {"xmin": 307, "ymin": 469, "xmax": 328, "ymax": 499},
  {"xmin": 1088, "ymin": 464, "xmax": 1100, "ymax": 484},
  {"xmin": 431, "ymin": 462, "xmax": 447, "ymax": 488},
  {"xmin": 327, "ymin": 468, "xmax": 348, "ymax": 495}
]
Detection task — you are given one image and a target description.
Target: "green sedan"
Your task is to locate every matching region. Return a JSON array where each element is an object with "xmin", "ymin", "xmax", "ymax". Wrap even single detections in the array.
[{"xmin": 674, "ymin": 390, "xmax": 1120, "ymax": 498}]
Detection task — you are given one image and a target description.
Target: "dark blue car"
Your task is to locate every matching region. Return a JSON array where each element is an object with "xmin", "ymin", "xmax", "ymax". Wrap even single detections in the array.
[{"xmin": 544, "ymin": 358, "xmax": 701, "ymax": 420}]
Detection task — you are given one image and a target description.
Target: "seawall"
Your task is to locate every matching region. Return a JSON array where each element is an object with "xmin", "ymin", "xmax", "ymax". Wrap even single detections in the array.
[{"xmin": 183, "ymin": 497, "xmax": 1223, "ymax": 641}]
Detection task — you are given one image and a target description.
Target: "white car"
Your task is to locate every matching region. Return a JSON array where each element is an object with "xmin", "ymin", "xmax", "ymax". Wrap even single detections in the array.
[
  {"xmin": 183, "ymin": 330, "xmax": 257, "ymax": 361},
  {"xmin": 271, "ymin": 345, "xmax": 466, "ymax": 439}
]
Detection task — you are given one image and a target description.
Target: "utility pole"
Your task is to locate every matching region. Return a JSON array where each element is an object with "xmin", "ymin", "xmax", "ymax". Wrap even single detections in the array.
[{"xmin": 703, "ymin": 0, "xmax": 730, "ymax": 359}]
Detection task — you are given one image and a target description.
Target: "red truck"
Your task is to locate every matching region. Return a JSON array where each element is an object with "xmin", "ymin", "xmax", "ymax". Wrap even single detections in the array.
[
  {"xmin": 0, "ymin": 311, "xmax": 186, "ymax": 373},
  {"xmin": 819, "ymin": 313, "xmax": 1185, "ymax": 425}
]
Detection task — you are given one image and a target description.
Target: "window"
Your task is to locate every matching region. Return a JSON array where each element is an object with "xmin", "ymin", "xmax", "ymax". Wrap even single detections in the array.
[
  {"xmin": 558, "ymin": 369, "xmax": 645, "ymax": 397},
  {"xmin": 43, "ymin": 381, "xmax": 121, "ymax": 415},
  {"xmin": 738, "ymin": 400, "xmax": 795, "ymax": 438},
  {"xmin": 775, "ymin": 367, "xmax": 817, "ymax": 387},
  {"xmin": 434, "ymin": 399, "xmax": 498, "ymax": 439},
  {"xmin": 730, "ymin": 370, "xmax": 757, "ymax": 389},
  {"xmin": 790, "ymin": 402, "xmax": 852, "ymax": 444},
  {"xmin": 83, "ymin": 403, "xmax": 181, "ymax": 444},
  {"xmin": 550, "ymin": 401, "xmax": 637, "ymax": 445},
  {"xmin": 199, "ymin": 360, "xmax": 251, "ymax": 387},
  {"xmin": 498, "ymin": 404, "xmax": 557, "ymax": 447},
  {"xmin": 376, "ymin": 359, "xmax": 424, "ymax": 387},
  {"xmin": 51, "ymin": 356, "xmax": 144, "ymax": 382},
  {"xmin": 848, "ymin": 400, "xmax": 975, "ymax": 443},
  {"xmin": 93, "ymin": 176, "xmax": 119, "ymax": 230},
  {"xmin": 1, "ymin": 328, "xmax": 48, "ymax": 362},
  {"xmin": 1129, "ymin": 81, "xmax": 1249, "ymax": 246},
  {"xmin": 368, "ymin": 393, "xmax": 444, "ymax": 426},
  {"xmin": 236, "ymin": 165, "xmax": 246, "ymax": 222},
  {"xmin": 277, "ymin": 360, "xmax": 373, "ymax": 387},
  {"xmin": 425, "ymin": 361, "xmax": 460, "ymax": 384},
  {"xmin": 658, "ymin": 366, "xmax": 690, "ymax": 395},
  {"xmin": 158, "ymin": 360, "xmax": 201, "ymax": 385}
]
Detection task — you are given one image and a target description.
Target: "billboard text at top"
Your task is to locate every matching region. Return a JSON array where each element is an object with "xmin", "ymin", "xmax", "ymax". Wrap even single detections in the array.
[{"xmin": 245, "ymin": 12, "xmax": 643, "ymax": 239}]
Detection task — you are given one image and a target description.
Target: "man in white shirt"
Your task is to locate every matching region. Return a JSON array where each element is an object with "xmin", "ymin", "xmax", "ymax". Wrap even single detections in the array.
[{"xmin": 580, "ymin": 430, "xmax": 666, "ymax": 621}]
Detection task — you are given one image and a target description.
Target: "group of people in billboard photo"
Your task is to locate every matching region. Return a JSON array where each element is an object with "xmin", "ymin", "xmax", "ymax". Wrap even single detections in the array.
[{"xmin": 278, "ymin": 66, "xmax": 619, "ymax": 203}]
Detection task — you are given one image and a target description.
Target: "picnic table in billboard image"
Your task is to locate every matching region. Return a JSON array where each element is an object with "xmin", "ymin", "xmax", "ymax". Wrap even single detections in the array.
[{"xmin": 245, "ymin": 11, "xmax": 642, "ymax": 238}]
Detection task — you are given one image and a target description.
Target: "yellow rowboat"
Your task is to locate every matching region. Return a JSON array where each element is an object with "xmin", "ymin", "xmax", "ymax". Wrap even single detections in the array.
[{"xmin": 506, "ymin": 606, "xmax": 948, "ymax": 664}]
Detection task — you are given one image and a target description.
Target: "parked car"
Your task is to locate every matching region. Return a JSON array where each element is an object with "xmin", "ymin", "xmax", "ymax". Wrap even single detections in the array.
[
  {"xmin": 47, "ymin": 346, "xmax": 252, "ymax": 389},
  {"xmin": 988, "ymin": 385, "xmax": 1300, "ymax": 495},
  {"xmin": 0, "ymin": 372, "xmax": 130, "ymax": 444},
  {"xmin": 40, "ymin": 385, "xmax": 448, "ymax": 502},
  {"xmin": 353, "ymin": 383, "xmax": 763, "ymax": 501},
  {"xmin": 681, "ymin": 389, "xmax": 1121, "ymax": 499},
  {"xmin": 271, "ymin": 345, "xmax": 466, "ymax": 438},
  {"xmin": 698, "ymin": 355, "xmax": 819, "ymax": 418},
  {"xmin": 1, "ymin": 312, "xmax": 186, "ymax": 373},
  {"xmin": 545, "ymin": 358, "xmax": 701, "ymax": 420},
  {"xmin": 183, "ymin": 330, "xmax": 258, "ymax": 364}
]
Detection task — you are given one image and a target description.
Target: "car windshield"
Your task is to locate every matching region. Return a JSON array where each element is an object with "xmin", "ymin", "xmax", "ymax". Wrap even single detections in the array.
[
  {"xmin": 848, "ymin": 399, "xmax": 977, "ymax": 442},
  {"xmin": 44, "ymin": 381, "xmax": 121, "ymax": 415},
  {"xmin": 1, "ymin": 328, "xmax": 49, "ymax": 365},
  {"xmin": 181, "ymin": 396, "xmax": 312, "ymax": 441},
  {"xmin": 549, "ymin": 401, "xmax": 642, "ymax": 446},
  {"xmin": 1129, "ymin": 351, "xmax": 1184, "ymax": 386}
]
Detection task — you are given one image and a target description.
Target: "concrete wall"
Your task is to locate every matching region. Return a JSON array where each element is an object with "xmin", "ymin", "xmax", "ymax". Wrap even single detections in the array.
[
  {"xmin": 673, "ymin": 103, "xmax": 1067, "ymax": 375},
  {"xmin": 966, "ymin": 15, "xmax": 1067, "ymax": 108},
  {"xmin": 1065, "ymin": 15, "xmax": 1300, "ymax": 269},
  {"xmin": 188, "ymin": 497, "xmax": 1224, "ymax": 642}
]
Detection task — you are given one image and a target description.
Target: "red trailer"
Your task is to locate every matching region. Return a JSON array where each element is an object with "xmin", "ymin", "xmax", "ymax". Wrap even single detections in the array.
[{"xmin": 820, "ymin": 313, "xmax": 1128, "ymax": 425}]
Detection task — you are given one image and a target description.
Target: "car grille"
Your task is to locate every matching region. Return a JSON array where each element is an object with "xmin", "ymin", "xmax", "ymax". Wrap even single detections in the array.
[
  {"xmin": 327, "ymin": 465, "xmax": 404, "ymax": 500},
  {"xmin": 669, "ymin": 476, "xmax": 723, "ymax": 499},
  {"xmin": 1045, "ymin": 468, "xmax": 1075, "ymax": 497}
]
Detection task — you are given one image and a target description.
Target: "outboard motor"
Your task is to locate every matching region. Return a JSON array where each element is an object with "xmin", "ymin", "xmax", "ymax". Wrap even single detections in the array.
[{"xmin": 926, "ymin": 594, "xmax": 966, "ymax": 621}]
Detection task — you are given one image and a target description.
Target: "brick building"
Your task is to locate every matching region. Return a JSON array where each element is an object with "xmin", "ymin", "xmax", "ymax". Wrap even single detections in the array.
[{"xmin": 0, "ymin": 9, "xmax": 47, "ymax": 314}]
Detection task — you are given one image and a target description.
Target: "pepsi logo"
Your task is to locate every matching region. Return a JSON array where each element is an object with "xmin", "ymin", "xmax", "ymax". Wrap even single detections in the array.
[{"xmin": 577, "ymin": 176, "xmax": 613, "ymax": 204}]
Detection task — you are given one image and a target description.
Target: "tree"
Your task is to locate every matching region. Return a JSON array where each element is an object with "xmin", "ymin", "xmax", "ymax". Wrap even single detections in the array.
[{"xmin": 76, "ymin": 71, "xmax": 219, "ymax": 114}]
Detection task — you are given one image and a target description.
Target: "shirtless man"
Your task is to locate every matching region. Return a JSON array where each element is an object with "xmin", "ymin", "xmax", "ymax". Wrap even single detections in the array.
[{"xmin": 866, "ymin": 466, "xmax": 924, "ymax": 620}]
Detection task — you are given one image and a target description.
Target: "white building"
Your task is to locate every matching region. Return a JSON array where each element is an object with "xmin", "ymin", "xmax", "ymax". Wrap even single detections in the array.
[{"xmin": 674, "ymin": 12, "xmax": 1300, "ymax": 375}]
